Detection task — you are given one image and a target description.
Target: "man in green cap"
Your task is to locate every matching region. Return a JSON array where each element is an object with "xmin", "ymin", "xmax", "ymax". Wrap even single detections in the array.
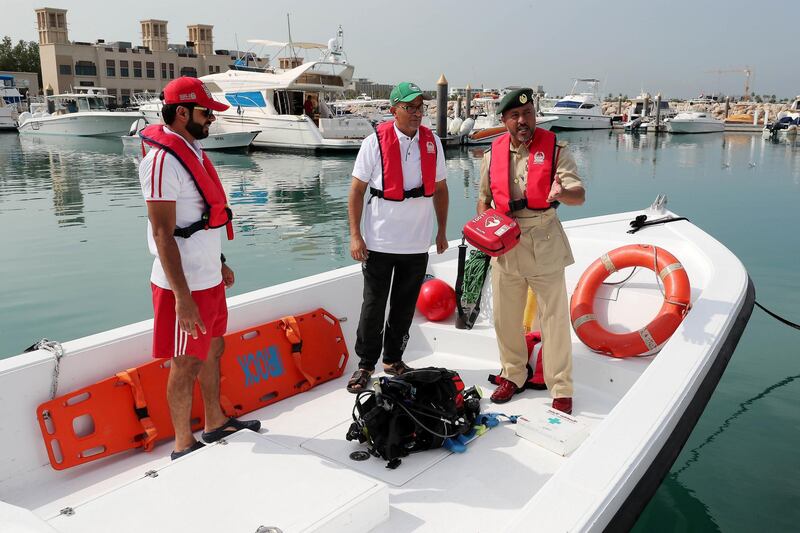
[
  {"xmin": 345, "ymin": 81, "xmax": 449, "ymax": 393},
  {"xmin": 477, "ymin": 88, "xmax": 585, "ymax": 413}
]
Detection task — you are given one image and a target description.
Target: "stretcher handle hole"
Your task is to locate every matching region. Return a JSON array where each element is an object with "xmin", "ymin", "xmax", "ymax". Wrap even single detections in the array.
[
  {"xmin": 338, "ymin": 354, "xmax": 346, "ymax": 369},
  {"xmin": 72, "ymin": 414, "xmax": 96, "ymax": 438},
  {"xmin": 258, "ymin": 392, "xmax": 278, "ymax": 403},
  {"xmin": 65, "ymin": 391, "xmax": 91, "ymax": 406},
  {"xmin": 50, "ymin": 439, "xmax": 63, "ymax": 464},
  {"xmin": 241, "ymin": 330, "xmax": 260, "ymax": 341},
  {"xmin": 79, "ymin": 445, "xmax": 106, "ymax": 459},
  {"xmin": 42, "ymin": 410, "xmax": 56, "ymax": 435}
]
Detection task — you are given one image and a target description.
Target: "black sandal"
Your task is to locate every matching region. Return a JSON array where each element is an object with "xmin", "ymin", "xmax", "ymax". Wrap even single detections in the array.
[
  {"xmin": 383, "ymin": 361, "xmax": 413, "ymax": 376},
  {"xmin": 170, "ymin": 440, "xmax": 205, "ymax": 461},
  {"xmin": 347, "ymin": 369, "xmax": 373, "ymax": 393},
  {"xmin": 201, "ymin": 417, "xmax": 261, "ymax": 443}
]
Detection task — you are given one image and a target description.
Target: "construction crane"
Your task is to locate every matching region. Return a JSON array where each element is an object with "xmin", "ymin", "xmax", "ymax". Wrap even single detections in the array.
[{"xmin": 706, "ymin": 67, "xmax": 753, "ymax": 101}]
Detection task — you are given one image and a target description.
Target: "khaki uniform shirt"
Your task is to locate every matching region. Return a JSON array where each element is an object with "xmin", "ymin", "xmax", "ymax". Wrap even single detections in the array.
[{"xmin": 478, "ymin": 136, "xmax": 584, "ymax": 275}]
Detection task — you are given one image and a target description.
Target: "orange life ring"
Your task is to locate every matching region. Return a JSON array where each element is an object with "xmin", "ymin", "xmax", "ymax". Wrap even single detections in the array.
[{"xmin": 570, "ymin": 244, "xmax": 691, "ymax": 358}]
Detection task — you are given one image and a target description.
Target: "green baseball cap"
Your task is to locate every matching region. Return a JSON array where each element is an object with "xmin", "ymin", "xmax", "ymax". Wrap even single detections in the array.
[{"xmin": 390, "ymin": 81, "xmax": 424, "ymax": 105}]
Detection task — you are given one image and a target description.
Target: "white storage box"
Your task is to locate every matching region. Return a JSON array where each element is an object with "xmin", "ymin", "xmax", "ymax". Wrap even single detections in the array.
[{"xmin": 515, "ymin": 407, "xmax": 589, "ymax": 456}]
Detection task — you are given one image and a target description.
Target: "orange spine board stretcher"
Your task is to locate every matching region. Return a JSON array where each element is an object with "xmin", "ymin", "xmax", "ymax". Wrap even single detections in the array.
[
  {"xmin": 570, "ymin": 244, "xmax": 691, "ymax": 358},
  {"xmin": 37, "ymin": 308, "xmax": 349, "ymax": 470}
]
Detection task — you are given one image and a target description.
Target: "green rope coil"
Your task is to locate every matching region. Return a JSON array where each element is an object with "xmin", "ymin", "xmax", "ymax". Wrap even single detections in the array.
[{"xmin": 462, "ymin": 250, "xmax": 490, "ymax": 304}]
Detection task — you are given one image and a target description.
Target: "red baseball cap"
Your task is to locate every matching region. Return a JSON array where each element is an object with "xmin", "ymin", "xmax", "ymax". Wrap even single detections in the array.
[{"xmin": 162, "ymin": 76, "xmax": 229, "ymax": 112}]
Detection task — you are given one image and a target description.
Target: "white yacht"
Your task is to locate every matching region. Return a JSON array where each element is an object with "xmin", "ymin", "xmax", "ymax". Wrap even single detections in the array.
[
  {"xmin": 0, "ymin": 198, "xmax": 754, "ymax": 532},
  {"xmin": 665, "ymin": 112, "xmax": 724, "ymax": 134},
  {"xmin": 0, "ymin": 74, "xmax": 23, "ymax": 131},
  {"xmin": 541, "ymin": 79, "xmax": 612, "ymax": 130},
  {"xmin": 17, "ymin": 88, "xmax": 143, "ymax": 137},
  {"xmin": 198, "ymin": 34, "xmax": 373, "ymax": 152}
]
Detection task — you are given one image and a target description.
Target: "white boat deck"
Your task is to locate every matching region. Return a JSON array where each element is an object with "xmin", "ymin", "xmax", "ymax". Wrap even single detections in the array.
[{"xmin": 0, "ymin": 209, "xmax": 753, "ymax": 532}]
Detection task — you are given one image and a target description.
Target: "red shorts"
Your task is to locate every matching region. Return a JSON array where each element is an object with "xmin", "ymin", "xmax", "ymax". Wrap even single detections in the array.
[{"xmin": 151, "ymin": 282, "xmax": 228, "ymax": 360}]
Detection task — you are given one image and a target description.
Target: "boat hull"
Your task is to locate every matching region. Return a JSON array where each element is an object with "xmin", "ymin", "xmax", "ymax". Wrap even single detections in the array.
[
  {"xmin": 0, "ymin": 209, "xmax": 753, "ymax": 532},
  {"xmin": 543, "ymin": 112, "xmax": 612, "ymax": 130},
  {"xmin": 214, "ymin": 112, "xmax": 370, "ymax": 152},
  {"xmin": 122, "ymin": 130, "xmax": 259, "ymax": 151},
  {"xmin": 18, "ymin": 112, "xmax": 144, "ymax": 137},
  {"xmin": 666, "ymin": 120, "xmax": 724, "ymax": 134}
]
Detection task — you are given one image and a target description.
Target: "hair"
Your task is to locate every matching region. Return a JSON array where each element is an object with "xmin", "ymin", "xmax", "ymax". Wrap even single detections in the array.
[{"xmin": 159, "ymin": 91, "xmax": 192, "ymax": 125}]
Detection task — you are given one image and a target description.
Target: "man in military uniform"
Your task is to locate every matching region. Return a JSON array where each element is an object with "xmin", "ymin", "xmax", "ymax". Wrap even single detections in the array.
[{"xmin": 477, "ymin": 88, "xmax": 585, "ymax": 413}]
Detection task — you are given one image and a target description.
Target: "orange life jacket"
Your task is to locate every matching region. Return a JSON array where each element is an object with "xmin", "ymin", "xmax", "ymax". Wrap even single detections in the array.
[
  {"xmin": 372, "ymin": 121, "xmax": 437, "ymax": 201},
  {"xmin": 140, "ymin": 124, "xmax": 234, "ymax": 240},
  {"xmin": 489, "ymin": 128, "xmax": 558, "ymax": 214}
]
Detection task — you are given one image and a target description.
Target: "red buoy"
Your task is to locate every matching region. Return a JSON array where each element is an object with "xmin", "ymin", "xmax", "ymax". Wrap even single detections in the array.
[{"xmin": 416, "ymin": 278, "xmax": 456, "ymax": 321}]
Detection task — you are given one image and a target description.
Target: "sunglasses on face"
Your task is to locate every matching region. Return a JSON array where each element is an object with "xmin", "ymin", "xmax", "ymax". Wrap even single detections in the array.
[
  {"xmin": 193, "ymin": 106, "xmax": 214, "ymax": 118},
  {"xmin": 181, "ymin": 104, "xmax": 214, "ymax": 118}
]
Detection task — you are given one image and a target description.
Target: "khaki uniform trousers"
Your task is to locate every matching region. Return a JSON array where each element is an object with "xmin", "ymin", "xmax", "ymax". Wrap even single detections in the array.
[{"xmin": 491, "ymin": 209, "xmax": 574, "ymax": 398}]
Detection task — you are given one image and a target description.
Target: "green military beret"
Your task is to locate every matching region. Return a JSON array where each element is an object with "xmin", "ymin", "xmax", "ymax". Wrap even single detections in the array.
[{"xmin": 496, "ymin": 88, "xmax": 534, "ymax": 115}]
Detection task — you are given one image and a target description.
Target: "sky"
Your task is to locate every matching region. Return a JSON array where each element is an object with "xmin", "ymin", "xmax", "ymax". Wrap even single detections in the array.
[{"xmin": 4, "ymin": 0, "xmax": 799, "ymax": 99}]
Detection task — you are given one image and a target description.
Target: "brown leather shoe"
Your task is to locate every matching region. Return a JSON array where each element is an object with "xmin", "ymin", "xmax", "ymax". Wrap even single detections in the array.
[
  {"xmin": 490, "ymin": 378, "xmax": 521, "ymax": 404},
  {"xmin": 552, "ymin": 397, "xmax": 573, "ymax": 415}
]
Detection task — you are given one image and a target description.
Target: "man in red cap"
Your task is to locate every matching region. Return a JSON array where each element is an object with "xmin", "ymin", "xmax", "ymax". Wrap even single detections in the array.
[{"xmin": 138, "ymin": 77, "xmax": 260, "ymax": 460}]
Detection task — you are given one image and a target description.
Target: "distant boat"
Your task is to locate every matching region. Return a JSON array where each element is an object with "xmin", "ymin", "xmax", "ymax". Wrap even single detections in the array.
[
  {"xmin": 0, "ymin": 74, "xmax": 23, "ymax": 131},
  {"xmin": 17, "ymin": 88, "xmax": 143, "ymax": 137},
  {"xmin": 200, "ymin": 33, "xmax": 374, "ymax": 152},
  {"xmin": 541, "ymin": 79, "xmax": 612, "ymax": 130},
  {"xmin": 121, "ymin": 118, "xmax": 259, "ymax": 152},
  {"xmin": 466, "ymin": 116, "xmax": 558, "ymax": 145},
  {"xmin": 665, "ymin": 112, "xmax": 724, "ymax": 134}
]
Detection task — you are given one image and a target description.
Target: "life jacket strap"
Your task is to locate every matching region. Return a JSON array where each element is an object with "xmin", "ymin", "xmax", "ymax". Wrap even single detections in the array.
[
  {"xmin": 369, "ymin": 185, "xmax": 427, "ymax": 200},
  {"xmin": 115, "ymin": 368, "xmax": 158, "ymax": 452},
  {"xmin": 173, "ymin": 219, "xmax": 207, "ymax": 239}
]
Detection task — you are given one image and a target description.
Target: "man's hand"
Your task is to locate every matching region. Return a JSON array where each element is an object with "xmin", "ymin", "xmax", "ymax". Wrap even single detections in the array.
[
  {"xmin": 547, "ymin": 174, "xmax": 564, "ymax": 203},
  {"xmin": 436, "ymin": 230, "xmax": 449, "ymax": 254},
  {"xmin": 176, "ymin": 295, "xmax": 206, "ymax": 340},
  {"xmin": 350, "ymin": 234, "xmax": 368, "ymax": 262},
  {"xmin": 222, "ymin": 263, "xmax": 235, "ymax": 289}
]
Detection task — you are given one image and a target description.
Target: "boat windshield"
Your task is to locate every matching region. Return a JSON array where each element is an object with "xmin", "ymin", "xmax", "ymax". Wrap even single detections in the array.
[
  {"xmin": 76, "ymin": 97, "xmax": 108, "ymax": 112},
  {"xmin": 554, "ymin": 101, "xmax": 581, "ymax": 109}
]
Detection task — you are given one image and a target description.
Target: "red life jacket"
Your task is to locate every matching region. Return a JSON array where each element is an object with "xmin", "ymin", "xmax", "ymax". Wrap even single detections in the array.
[
  {"xmin": 489, "ymin": 128, "xmax": 558, "ymax": 214},
  {"xmin": 373, "ymin": 121, "xmax": 437, "ymax": 201},
  {"xmin": 140, "ymin": 124, "xmax": 234, "ymax": 240}
]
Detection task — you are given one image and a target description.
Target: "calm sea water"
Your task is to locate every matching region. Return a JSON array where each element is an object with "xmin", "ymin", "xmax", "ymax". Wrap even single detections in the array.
[{"xmin": 0, "ymin": 130, "xmax": 798, "ymax": 530}]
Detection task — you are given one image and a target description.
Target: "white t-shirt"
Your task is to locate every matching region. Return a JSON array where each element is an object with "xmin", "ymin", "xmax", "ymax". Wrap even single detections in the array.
[
  {"xmin": 138, "ymin": 127, "xmax": 223, "ymax": 291},
  {"xmin": 352, "ymin": 125, "xmax": 447, "ymax": 254}
]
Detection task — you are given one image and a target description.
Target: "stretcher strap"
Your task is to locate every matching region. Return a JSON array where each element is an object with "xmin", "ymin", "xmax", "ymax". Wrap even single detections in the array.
[
  {"xmin": 115, "ymin": 368, "xmax": 158, "ymax": 452},
  {"xmin": 280, "ymin": 316, "xmax": 313, "ymax": 389}
]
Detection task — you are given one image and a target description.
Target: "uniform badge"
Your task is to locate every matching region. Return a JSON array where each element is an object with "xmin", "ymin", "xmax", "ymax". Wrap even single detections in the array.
[
  {"xmin": 485, "ymin": 215, "xmax": 501, "ymax": 228},
  {"xmin": 426, "ymin": 141, "xmax": 435, "ymax": 154},
  {"xmin": 519, "ymin": 94, "xmax": 528, "ymax": 104},
  {"xmin": 533, "ymin": 151, "xmax": 545, "ymax": 164},
  {"xmin": 179, "ymin": 92, "xmax": 196, "ymax": 101}
]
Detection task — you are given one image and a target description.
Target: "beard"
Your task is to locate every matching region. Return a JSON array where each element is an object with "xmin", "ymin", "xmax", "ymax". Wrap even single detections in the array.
[{"xmin": 186, "ymin": 115, "xmax": 210, "ymax": 140}]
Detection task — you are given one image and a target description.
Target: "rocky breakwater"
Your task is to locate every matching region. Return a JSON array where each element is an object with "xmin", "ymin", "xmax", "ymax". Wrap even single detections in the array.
[{"xmin": 600, "ymin": 100, "xmax": 792, "ymax": 123}]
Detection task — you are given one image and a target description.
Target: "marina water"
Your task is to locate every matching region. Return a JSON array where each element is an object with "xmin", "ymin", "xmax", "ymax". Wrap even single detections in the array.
[{"xmin": 0, "ymin": 131, "xmax": 797, "ymax": 531}]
